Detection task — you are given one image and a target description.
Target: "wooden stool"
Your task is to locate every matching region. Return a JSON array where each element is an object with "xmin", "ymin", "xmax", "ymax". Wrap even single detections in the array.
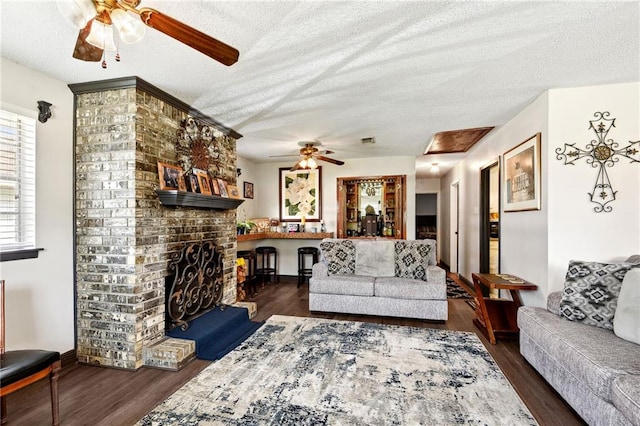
[
  {"xmin": 237, "ymin": 250, "xmax": 258, "ymax": 297},
  {"xmin": 297, "ymin": 246, "xmax": 319, "ymax": 288},
  {"xmin": 255, "ymin": 246, "xmax": 278, "ymax": 287}
]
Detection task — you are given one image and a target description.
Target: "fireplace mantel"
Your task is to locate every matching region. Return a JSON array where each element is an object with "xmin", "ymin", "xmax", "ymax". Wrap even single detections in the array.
[{"xmin": 156, "ymin": 190, "xmax": 245, "ymax": 210}]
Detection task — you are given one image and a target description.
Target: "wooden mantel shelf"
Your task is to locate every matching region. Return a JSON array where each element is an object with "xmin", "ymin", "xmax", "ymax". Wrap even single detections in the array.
[
  {"xmin": 238, "ymin": 232, "xmax": 333, "ymax": 242},
  {"xmin": 156, "ymin": 190, "xmax": 244, "ymax": 210}
]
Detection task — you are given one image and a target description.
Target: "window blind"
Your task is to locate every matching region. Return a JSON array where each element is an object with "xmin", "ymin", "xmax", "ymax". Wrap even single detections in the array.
[{"xmin": 0, "ymin": 109, "xmax": 36, "ymax": 251}]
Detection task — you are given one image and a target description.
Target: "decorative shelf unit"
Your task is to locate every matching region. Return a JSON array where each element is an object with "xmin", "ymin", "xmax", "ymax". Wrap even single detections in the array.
[
  {"xmin": 156, "ymin": 190, "xmax": 244, "ymax": 210},
  {"xmin": 336, "ymin": 175, "xmax": 406, "ymax": 239},
  {"xmin": 237, "ymin": 232, "xmax": 333, "ymax": 242}
]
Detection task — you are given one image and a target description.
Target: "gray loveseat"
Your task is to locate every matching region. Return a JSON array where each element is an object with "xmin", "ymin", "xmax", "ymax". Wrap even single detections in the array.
[
  {"xmin": 309, "ymin": 238, "xmax": 447, "ymax": 321},
  {"xmin": 518, "ymin": 256, "xmax": 640, "ymax": 426}
]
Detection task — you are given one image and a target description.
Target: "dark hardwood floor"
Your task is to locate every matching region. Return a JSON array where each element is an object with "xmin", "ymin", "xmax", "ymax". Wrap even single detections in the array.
[{"xmin": 4, "ymin": 274, "xmax": 584, "ymax": 425}]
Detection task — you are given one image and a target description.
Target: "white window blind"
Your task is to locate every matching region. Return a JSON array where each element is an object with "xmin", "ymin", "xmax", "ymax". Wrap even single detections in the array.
[{"xmin": 0, "ymin": 109, "xmax": 36, "ymax": 251}]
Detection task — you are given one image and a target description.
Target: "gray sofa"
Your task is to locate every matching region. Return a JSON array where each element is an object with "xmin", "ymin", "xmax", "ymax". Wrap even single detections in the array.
[
  {"xmin": 518, "ymin": 264, "xmax": 640, "ymax": 426},
  {"xmin": 309, "ymin": 238, "xmax": 447, "ymax": 321}
]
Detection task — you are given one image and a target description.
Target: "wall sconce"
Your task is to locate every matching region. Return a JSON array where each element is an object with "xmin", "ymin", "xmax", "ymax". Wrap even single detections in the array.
[{"xmin": 37, "ymin": 101, "xmax": 52, "ymax": 123}]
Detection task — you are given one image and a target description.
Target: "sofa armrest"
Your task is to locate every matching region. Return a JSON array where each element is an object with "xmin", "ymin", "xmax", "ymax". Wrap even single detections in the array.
[
  {"xmin": 426, "ymin": 265, "xmax": 446, "ymax": 285},
  {"xmin": 312, "ymin": 262, "xmax": 329, "ymax": 278},
  {"xmin": 547, "ymin": 291, "xmax": 562, "ymax": 315}
]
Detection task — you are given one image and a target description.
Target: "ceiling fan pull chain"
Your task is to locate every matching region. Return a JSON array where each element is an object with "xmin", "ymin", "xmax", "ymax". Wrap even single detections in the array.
[
  {"xmin": 101, "ymin": 49, "xmax": 107, "ymax": 69},
  {"xmin": 115, "ymin": 36, "xmax": 121, "ymax": 62}
]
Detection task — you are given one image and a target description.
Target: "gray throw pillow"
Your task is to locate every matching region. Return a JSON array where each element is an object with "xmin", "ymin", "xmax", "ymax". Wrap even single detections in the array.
[
  {"xmin": 559, "ymin": 260, "xmax": 639, "ymax": 330},
  {"xmin": 320, "ymin": 240, "xmax": 355, "ymax": 275},
  {"xmin": 613, "ymin": 268, "xmax": 640, "ymax": 344},
  {"xmin": 394, "ymin": 241, "xmax": 431, "ymax": 280}
]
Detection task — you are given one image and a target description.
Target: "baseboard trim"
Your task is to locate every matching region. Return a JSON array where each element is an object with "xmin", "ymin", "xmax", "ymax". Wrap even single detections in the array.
[{"xmin": 61, "ymin": 349, "xmax": 77, "ymax": 368}]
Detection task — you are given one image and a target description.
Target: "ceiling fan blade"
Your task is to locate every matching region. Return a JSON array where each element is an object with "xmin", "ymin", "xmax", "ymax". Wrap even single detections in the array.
[
  {"xmin": 315, "ymin": 155, "xmax": 344, "ymax": 166},
  {"xmin": 72, "ymin": 20, "xmax": 103, "ymax": 62},
  {"xmin": 138, "ymin": 8, "xmax": 239, "ymax": 66}
]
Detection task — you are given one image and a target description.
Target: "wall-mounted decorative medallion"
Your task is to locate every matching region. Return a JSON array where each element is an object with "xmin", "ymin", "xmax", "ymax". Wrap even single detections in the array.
[
  {"xmin": 177, "ymin": 117, "xmax": 222, "ymax": 175},
  {"xmin": 555, "ymin": 111, "xmax": 639, "ymax": 213}
]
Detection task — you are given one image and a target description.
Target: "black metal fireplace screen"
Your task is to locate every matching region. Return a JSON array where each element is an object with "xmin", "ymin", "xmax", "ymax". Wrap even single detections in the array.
[{"xmin": 165, "ymin": 240, "xmax": 224, "ymax": 330}]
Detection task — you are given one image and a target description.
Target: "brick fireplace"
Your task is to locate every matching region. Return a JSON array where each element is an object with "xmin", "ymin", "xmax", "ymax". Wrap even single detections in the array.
[{"xmin": 70, "ymin": 77, "xmax": 241, "ymax": 370}]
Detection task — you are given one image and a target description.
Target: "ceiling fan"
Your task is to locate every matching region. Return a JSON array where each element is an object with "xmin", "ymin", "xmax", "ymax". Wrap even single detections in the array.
[
  {"xmin": 271, "ymin": 141, "xmax": 345, "ymax": 171},
  {"xmin": 57, "ymin": 0, "xmax": 239, "ymax": 68}
]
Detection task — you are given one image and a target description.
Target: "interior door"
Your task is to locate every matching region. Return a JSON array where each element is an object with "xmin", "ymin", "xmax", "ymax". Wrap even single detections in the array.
[{"xmin": 450, "ymin": 182, "xmax": 459, "ymax": 274}]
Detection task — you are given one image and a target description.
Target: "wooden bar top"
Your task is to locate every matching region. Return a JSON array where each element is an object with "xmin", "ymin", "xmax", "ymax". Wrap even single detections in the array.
[{"xmin": 237, "ymin": 232, "xmax": 334, "ymax": 242}]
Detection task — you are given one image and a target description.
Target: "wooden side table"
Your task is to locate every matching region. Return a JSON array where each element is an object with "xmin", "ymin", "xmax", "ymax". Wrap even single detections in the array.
[{"xmin": 472, "ymin": 273, "xmax": 537, "ymax": 344}]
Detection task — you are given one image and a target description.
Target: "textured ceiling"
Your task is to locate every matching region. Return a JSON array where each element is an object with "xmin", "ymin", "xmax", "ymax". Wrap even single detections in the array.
[{"xmin": 1, "ymin": 1, "xmax": 638, "ymax": 177}]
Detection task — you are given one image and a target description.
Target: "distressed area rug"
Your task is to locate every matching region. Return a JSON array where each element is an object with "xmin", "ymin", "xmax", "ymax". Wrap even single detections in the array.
[{"xmin": 138, "ymin": 316, "xmax": 537, "ymax": 425}]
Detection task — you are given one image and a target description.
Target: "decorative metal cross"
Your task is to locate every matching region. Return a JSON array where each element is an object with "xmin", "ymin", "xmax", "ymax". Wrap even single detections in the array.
[{"xmin": 556, "ymin": 111, "xmax": 639, "ymax": 213}]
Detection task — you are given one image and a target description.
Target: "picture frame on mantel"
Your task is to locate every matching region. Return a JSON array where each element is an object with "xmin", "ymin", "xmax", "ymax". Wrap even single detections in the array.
[
  {"xmin": 279, "ymin": 167, "xmax": 322, "ymax": 222},
  {"xmin": 502, "ymin": 133, "xmax": 541, "ymax": 212},
  {"xmin": 158, "ymin": 162, "xmax": 187, "ymax": 191}
]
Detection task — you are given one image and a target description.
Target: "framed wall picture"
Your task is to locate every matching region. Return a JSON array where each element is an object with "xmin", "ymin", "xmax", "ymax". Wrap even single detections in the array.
[
  {"xmin": 279, "ymin": 167, "xmax": 322, "ymax": 222},
  {"xmin": 243, "ymin": 181, "xmax": 254, "ymax": 199},
  {"xmin": 158, "ymin": 162, "xmax": 186, "ymax": 191},
  {"xmin": 194, "ymin": 170, "xmax": 212, "ymax": 195},
  {"xmin": 502, "ymin": 133, "xmax": 541, "ymax": 212}
]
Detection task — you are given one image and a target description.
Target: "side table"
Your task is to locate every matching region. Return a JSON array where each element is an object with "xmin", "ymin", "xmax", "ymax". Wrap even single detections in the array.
[{"xmin": 472, "ymin": 273, "xmax": 537, "ymax": 344}]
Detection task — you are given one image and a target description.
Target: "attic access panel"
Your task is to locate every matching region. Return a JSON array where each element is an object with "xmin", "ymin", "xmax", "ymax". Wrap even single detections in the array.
[{"xmin": 426, "ymin": 127, "xmax": 494, "ymax": 154}]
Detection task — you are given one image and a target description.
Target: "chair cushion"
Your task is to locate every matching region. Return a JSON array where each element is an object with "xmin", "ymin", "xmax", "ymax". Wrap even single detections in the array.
[
  {"xmin": 374, "ymin": 277, "xmax": 446, "ymax": 300},
  {"xmin": 0, "ymin": 350, "xmax": 60, "ymax": 386}
]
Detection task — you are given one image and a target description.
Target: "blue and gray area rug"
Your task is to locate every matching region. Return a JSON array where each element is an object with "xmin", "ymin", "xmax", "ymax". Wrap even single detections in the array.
[{"xmin": 138, "ymin": 316, "xmax": 536, "ymax": 425}]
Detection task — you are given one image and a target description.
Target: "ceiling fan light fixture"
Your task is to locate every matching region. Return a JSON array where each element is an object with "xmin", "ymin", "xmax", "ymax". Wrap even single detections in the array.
[
  {"xmin": 306, "ymin": 157, "xmax": 318, "ymax": 169},
  {"xmin": 56, "ymin": 0, "xmax": 95, "ymax": 29},
  {"xmin": 86, "ymin": 19, "xmax": 117, "ymax": 51},
  {"xmin": 111, "ymin": 9, "xmax": 146, "ymax": 44}
]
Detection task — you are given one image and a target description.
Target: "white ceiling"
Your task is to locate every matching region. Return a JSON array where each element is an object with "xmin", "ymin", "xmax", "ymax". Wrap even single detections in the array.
[{"xmin": 1, "ymin": 1, "xmax": 638, "ymax": 177}]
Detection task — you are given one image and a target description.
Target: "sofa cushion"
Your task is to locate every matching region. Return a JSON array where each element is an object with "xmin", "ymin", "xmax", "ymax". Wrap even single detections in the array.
[
  {"xmin": 394, "ymin": 241, "xmax": 431, "ymax": 280},
  {"xmin": 354, "ymin": 240, "xmax": 395, "ymax": 277},
  {"xmin": 626, "ymin": 254, "xmax": 640, "ymax": 264},
  {"xmin": 518, "ymin": 306, "xmax": 640, "ymax": 403},
  {"xmin": 374, "ymin": 277, "xmax": 446, "ymax": 300},
  {"xmin": 319, "ymin": 239, "xmax": 355, "ymax": 275},
  {"xmin": 612, "ymin": 375, "xmax": 640, "ymax": 426},
  {"xmin": 309, "ymin": 275, "xmax": 374, "ymax": 296},
  {"xmin": 613, "ymin": 268, "xmax": 640, "ymax": 345},
  {"xmin": 559, "ymin": 260, "xmax": 638, "ymax": 330}
]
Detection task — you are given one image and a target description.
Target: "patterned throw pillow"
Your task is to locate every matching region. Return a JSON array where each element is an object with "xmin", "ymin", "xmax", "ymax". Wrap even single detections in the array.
[
  {"xmin": 394, "ymin": 241, "xmax": 431, "ymax": 280},
  {"xmin": 559, "ymin": 260, "xmax": 639, "ymax": 330},
  {"xmin": 320, "ymin": 240, "xmax": 355, "ymax": 275}
]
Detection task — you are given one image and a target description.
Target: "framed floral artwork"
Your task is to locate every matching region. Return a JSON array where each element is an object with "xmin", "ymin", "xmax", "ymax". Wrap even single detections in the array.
[
  {"xmin": 279, "ymin": 167, "xmax": 322, "ymax": 222},
  {"xmin": 502, "ymin": 133, "xmax": 541, "ymax": 212}
]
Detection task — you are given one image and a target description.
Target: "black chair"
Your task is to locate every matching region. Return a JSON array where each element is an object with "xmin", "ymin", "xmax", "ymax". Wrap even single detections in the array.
[
  {"xmin": 0, "ymin": 280, "xmax": 62, "ymax": 425},
  {"xmin": 297, "ymin": 246, "xmax": 319, "ymax": 288},
  {"xmin": 255, "ymin": 246, "xmax": 278, "ymax": 287},
  {"xmin": 237, "ymin": 249, "xmax": 258, "ymax": 297}
]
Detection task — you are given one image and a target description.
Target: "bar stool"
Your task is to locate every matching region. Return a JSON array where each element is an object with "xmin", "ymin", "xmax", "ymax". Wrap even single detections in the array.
[
  {"xmin": 237, "ymin": 250, "xmax": 258, "ymax": 297},
  {"xmin": 297, "ymin": 246, "xmax": 319, "ymax": 288},
  {"xmin": 255, "ymin": 246, "xmax": 278, "ymax": 287}
]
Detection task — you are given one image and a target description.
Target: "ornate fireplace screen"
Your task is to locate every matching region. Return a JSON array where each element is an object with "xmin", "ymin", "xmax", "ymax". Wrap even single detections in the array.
[{"xmin": 165, "ymin": 240, "xmax": 224, "ymax": 330}]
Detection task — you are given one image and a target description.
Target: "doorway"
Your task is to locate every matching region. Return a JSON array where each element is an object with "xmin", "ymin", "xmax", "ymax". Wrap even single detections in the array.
[{"xmin": 480, "ymin": 162, "xmax": 500, "ymax": 276}]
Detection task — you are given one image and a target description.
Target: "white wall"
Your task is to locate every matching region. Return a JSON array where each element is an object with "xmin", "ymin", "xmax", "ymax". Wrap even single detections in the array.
[
  {"xmin": 0, "ymin": 58, "xmax": 75, "ymax": 352},
  {"xmin": 440, "ymin": 81, "xmax": 640, "ymax": 307},
  {"xmin": 239, "ymin": 156, "xmax": 417, "ymax": 275},
  {"xmin": 546, "ymin": 82, "xmax": 640, "ymax": 293}
]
